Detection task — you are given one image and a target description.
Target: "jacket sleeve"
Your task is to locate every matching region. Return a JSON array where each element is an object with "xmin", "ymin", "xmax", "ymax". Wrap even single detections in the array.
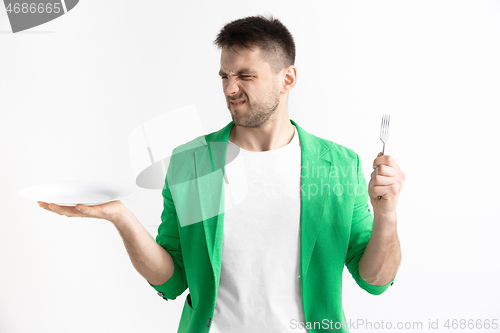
[
  {"xmin": 344, "ymin": 153, "xmax": 395, "ymax": 295},
  {"xmin": 148, "ymin": 149, "xmax": 188, "ymax": 300}
]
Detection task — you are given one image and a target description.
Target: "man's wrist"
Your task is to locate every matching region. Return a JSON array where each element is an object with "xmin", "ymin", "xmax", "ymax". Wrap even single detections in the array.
[
  {"xmin": 109, "ymin": 204, "xmax": 132, "ymax": 227},
  {"xmin": 374, "ymin": 210, "xmax": 397, "ymax": 222},
  {"xmin": 373, "ymin": 211, "xmax": 398, "ymax": 235}
]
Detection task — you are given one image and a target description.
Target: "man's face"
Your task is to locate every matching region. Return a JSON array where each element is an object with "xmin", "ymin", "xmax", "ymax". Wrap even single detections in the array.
[{"xmin": 219, "ymin": 45, "xmax": 282, "ymax": 128}]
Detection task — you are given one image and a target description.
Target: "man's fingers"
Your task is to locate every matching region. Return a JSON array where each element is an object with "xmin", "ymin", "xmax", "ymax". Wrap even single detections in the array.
[
  {"xmin": 371, "ymin": 174, "xmax": 396, "ymax": 186},
  {"xmin": 38, "ymin": 201, "xmax": 55, "ymax": 211},
  {"xmin": 370, "ymin": 184, "xmax": 400, "ymax": 199},
  {"xmin": 371, "ymin": 165, "xmax": 399, "ymax": 178},
  {"xmin": 373, "ymin": 154, "xmax": 401, "ymax": 171},
  {"xmin": 75, "ymin": 204, "xmax": 86, "ymax": 212},
  {"xmin": 37, "ymin": 201, "xmax": 123, "ymax": 221},
  {"xmin": 41, "ymin": 206, "xmax": 57, "ymax": 213},
  {"xmin": 75, "ymin": 204, "xmax": 101, "ymax": 218},
  {"xmin": 38, "ymin": 202, "xmax": 89, "ymax": 218},
  {"xmin": 49, "ymin": 203, "xmax": 78, "ymax": 216},
  {"xmin": 370, "ymin": 185, "xmax": 391, "ymax": 199}
]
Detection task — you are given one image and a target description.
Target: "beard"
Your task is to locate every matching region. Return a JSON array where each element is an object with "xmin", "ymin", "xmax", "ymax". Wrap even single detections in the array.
[{"xmin": 227, "ymin": 87, "xmax": 280, "ymax": 128}]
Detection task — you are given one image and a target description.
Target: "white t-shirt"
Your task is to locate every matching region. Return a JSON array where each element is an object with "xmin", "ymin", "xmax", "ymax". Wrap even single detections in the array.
[{"xmin": 210, "ymin": 125, "xmax": 308, "ymax": 333}]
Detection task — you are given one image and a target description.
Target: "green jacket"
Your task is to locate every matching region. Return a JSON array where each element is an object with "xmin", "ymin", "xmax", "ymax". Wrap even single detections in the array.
[{"xmin": 149, "ymin": 119, "xmax": 395, "ymax": 332}]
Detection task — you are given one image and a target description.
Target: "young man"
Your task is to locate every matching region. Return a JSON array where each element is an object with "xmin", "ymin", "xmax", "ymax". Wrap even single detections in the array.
[{"xmin": 40, "ymin": 15, "xmax": 405, "ymax": 333}]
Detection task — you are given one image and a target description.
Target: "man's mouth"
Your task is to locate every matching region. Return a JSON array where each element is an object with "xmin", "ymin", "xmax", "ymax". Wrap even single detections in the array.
[{"xmin": 230, "ymin": 99, "xmax": 245, "ymax": 108}]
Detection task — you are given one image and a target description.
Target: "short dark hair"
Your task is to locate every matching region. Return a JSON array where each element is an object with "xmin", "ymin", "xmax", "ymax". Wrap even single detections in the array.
[{"xmin": 214, "ymin": 15, "xmax": 296, "ymax": 74}]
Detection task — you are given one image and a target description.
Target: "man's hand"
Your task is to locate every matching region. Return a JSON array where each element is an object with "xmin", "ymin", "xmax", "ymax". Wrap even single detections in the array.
[
  {"xmin": 37, "ymin": 200, "xmax": 127, "ymax": 223},
  {"xmin": 38, "ymin": 199, "xmax": 176, "ymax": 287},
  {"xmin": 368, "ymin": 152, "xmax": 405, "ymax": 217}
]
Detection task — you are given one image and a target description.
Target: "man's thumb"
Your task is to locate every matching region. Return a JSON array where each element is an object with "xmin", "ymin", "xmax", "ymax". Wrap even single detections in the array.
[{"xmin": 76, "ymin": 204, "xmax": 88, "ymax": 212}]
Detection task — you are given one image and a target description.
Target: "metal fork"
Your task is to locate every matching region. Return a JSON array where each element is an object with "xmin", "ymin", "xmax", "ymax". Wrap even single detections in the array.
[
  {"xmin": 377, "ymin": 114, "xmax": 390, "ymax": 199},
  {"xmin": 380, "ymin": 114, "xmax": 390, "ymax": 156}
]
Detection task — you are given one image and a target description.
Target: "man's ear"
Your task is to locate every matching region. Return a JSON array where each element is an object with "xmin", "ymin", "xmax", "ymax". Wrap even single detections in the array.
[{"xmin": 281, "ymin": 65, "xmax": 297, "ymax": 93}]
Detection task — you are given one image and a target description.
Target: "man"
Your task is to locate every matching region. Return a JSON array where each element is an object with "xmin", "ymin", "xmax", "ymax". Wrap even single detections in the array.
[{"xmin": 39, "ymin": 15, "xmax": 405, "ymax": 333}]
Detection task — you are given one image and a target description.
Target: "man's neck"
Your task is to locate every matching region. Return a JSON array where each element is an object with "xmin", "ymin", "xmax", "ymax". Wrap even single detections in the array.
[{"xmin": 228, "ymin": 116, "xmax": 295, "ymax": 152}]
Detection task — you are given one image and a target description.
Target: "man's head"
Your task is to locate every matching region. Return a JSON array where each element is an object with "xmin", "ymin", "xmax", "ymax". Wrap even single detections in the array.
[
  {"xmin": 214, "ymin": 15, "xmax": 297, "ymax": 128},
  {"xmin": 214, "ymin": 15, "xmax": 295, "ymax": 75}
]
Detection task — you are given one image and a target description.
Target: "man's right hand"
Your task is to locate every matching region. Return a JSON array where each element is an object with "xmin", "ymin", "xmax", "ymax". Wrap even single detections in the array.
[
  {"xmin": 38, "ymin": 199, "xmax": 175, "ymax": 289},
  {"xmin": 37, "ymin": 200, "xmax": 126, "ymax": 223}
]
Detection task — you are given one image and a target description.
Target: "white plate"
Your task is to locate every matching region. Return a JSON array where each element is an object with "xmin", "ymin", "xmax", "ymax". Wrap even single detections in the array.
[{"xmin": 19, "ymin": 183, "xmax": 134, "ymax": 206}]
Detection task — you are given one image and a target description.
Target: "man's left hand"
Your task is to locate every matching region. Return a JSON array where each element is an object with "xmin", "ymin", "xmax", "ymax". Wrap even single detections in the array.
[{"xmin": 368, "ymin": 152, "xmax": 405, "ymax": 217}]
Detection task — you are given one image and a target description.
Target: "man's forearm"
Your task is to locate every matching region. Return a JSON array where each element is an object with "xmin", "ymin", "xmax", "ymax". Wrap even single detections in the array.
[
  {"xmin": 110, "ymin": 207, "xmax": 174, "ymax": 287},
  {"xmin": 358, "ymin": 212, "xmax": 401, "ymax": 286}
]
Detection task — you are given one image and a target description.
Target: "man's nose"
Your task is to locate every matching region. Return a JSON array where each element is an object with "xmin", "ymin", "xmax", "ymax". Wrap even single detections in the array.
[{"xmin": 224, "ymin": 77, "xmax": 240, "ymax": 96}]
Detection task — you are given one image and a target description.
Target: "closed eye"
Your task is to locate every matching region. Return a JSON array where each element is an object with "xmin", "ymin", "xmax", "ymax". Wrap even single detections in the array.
[{"xmin": 220, "ymin": 75, "xmax": 253, "ymax": 80}]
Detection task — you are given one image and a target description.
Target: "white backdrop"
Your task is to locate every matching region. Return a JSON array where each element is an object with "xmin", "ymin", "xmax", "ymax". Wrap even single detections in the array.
[{"xmin": 1, "ymin": 1, "xmax": 499, "ymax": 332}]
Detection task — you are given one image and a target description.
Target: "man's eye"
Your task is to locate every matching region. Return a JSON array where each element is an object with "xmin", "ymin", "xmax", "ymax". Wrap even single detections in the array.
[{"xmin": 220, "ymin": 75, "xmax": 252, "ymax": 80}]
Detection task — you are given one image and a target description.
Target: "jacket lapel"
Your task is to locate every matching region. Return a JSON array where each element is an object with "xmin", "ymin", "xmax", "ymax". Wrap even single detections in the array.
[
  {"xmin": 290, "ymin": 119, "xmax": 333, "ymax": 279},
  {"xmin": 195, "ymin": 119, "xmax": 332, "ymax": 289},
  {"xmin": 193, "ymin": 121, "xmax": 233, "ymax": 287}
]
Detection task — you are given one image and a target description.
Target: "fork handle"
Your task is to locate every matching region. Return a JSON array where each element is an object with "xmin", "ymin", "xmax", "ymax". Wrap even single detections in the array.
[{"xmin": 377, "ymin": 148, "xmax": 385, "ymax": 199}]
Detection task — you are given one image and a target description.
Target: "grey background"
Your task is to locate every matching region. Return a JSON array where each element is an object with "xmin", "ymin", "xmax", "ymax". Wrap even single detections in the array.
[{"xmin": 1, "ymin": 0, "xmax": 499, "ymax": 332}]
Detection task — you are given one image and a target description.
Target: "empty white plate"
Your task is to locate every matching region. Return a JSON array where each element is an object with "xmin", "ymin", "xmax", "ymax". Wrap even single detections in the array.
[{"xmin": 19, "ymin": 183, "xmax": 133, "ymax": 206}]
